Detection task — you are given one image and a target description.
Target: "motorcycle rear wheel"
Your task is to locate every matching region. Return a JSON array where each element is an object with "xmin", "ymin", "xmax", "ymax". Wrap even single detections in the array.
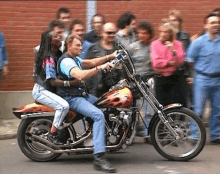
[
  {"xmin": 151, "ymin": 107, "xmax": 206, "ymax": 161},
  {"xmin": 17, "ymin": 117, "xmax": 62, "ymax": 162}
]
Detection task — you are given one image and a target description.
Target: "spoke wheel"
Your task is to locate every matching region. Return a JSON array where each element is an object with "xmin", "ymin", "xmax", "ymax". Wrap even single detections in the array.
[
  {"xmin": 17, "ymin": 117, "xmax": 62, "ymax": 162},
  {"xmin": 151, "ymin": 107, "xmax": 206, "ymax": 161}
]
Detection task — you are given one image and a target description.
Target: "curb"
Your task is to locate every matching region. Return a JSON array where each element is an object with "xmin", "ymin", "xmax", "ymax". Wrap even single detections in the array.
[
  {"xmin": 0, "ymin": 119, "xmax": 20, "ymax": 140},
  {"xmin": 0, "ymin": 133, "xmax": 17, "ymax": 140}
]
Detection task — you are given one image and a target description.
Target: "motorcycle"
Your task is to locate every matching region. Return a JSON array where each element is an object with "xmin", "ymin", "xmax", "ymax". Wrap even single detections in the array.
[{"xmin": 13, "ymin": 43, "xmax": 206, "ymax": 162}]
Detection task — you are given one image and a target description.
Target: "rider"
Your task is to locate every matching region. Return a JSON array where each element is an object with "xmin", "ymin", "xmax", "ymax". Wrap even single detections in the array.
[
  {"xmin": 56, "ymin": 34, "xmax": 117, "ymax": 173},
  {"xmin": 33, "ymin": 20, "xmax": 80, "ymax": 145}
]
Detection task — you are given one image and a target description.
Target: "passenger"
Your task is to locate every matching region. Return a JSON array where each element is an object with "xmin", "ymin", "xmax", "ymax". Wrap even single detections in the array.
[{"xmin": 33, "ymin": 20, "xmax": 80, "ymax": 145}]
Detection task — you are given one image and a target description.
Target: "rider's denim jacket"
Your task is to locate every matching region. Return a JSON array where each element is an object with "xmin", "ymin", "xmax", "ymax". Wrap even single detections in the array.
[{"xmin": 0, "ymin": 32, "xmax": 8, "ymax": 69}]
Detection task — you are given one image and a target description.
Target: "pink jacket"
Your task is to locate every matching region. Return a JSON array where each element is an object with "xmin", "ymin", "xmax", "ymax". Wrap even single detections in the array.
[{"xmin": 150, "ymin": 40, "xmax": 185, "ymax": 76}]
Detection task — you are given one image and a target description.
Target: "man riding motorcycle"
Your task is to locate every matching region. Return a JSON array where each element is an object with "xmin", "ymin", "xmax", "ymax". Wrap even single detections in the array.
[{"xmin": 56, "ymin": 34, "xmax": 117, "ymax": 173}]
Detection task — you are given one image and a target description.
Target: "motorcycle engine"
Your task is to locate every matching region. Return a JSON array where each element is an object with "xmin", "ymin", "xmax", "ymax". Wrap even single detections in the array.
[{"xmin": 103, "ymin": 108, "xmax": 132, "ymax": 145}]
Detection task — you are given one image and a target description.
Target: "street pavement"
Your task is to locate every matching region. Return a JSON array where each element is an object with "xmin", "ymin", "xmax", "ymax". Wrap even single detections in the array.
[{"xmin": 0, "ymin": 139, "xmax": 219, "ymax": 174}]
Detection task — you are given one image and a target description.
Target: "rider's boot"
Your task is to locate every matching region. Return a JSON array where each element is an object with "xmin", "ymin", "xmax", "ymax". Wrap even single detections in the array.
[
  {"xmin": 93, "ymin": 153, "xmax": 117, "ymax": 173},
  {"xmin": 48, "ymin": 132, "xmax": 63, "ymax": 145}
]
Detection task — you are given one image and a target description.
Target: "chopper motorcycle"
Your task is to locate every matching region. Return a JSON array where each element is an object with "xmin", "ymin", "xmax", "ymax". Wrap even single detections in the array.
[{"xmin": 13, "ymin": 43, "xmax": 206, "ymax": 162}]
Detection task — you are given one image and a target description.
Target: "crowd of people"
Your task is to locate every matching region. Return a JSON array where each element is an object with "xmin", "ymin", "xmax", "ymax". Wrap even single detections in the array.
[{"xmin": 1, "ymin": 6, "xmax": 220, "ymax": 173}]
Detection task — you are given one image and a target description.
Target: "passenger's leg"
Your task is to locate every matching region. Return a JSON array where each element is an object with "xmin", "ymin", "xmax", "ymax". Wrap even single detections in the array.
[{"xmin": 32, "ymin": 84, "xmax": 69, "ymax": 144}]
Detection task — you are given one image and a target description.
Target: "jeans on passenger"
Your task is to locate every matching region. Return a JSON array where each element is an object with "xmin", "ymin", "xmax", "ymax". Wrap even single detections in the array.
[
  {"xmin": 32, "ymin": 83, "xmax": 69, "ymax": 129},
  {"xmin": 63, "ymin": 94, "xmax": 105, "ymax": 154},
  {"xmin": 191, "ymin": 73, "xmax": 220, "ymax": 141}
]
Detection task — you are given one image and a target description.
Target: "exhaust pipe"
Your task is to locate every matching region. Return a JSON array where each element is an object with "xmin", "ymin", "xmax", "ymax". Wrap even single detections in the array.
[
  {"xmin": 25, "ymin": 127, "xmax": 129, "ymax": 154},
  {"xmin": 27, "ymin": 133, "xmax": 61, "ymax": 150}
]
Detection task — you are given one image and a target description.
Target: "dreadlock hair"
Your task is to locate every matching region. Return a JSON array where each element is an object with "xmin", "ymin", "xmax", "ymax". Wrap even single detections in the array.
[{"xmin": 35, "ymin": 30, "xmax": 53, "ymax": 76}]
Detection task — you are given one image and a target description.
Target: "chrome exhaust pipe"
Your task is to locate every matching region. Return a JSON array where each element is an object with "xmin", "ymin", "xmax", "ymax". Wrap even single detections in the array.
[
  {"xmin": 34, "ymin": 142, "xmax": 56, "ymax": 152},
  {"xmin": 26, "ymin": 127, "xmax": 129, "ymax": 154},
  {"xmin": 29, "ymin": 134, "xmax": 61, "ymax": 150}
]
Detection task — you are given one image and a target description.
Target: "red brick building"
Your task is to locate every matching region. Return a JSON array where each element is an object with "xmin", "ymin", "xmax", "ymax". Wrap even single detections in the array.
[{"xmin": 0, "ymin": 0, "xmax": 219, "ymax": 91}]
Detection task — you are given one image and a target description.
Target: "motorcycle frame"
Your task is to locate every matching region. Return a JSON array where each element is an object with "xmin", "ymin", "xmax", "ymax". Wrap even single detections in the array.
[{"xmin": 116, "ymin": 45, "xmax": 180, "ymax": 140}]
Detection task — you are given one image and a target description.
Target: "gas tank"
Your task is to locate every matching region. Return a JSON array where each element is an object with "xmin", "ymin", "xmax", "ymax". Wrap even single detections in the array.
[{"xmin": 95, "ymin": 80, "xmax": 133, "ymax": 108}]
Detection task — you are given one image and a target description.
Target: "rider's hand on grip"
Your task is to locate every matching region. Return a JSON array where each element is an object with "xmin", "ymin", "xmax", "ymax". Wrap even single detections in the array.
[{"xmin": 102, "ymin": 62, "xmax": 114, "ymax": 73}]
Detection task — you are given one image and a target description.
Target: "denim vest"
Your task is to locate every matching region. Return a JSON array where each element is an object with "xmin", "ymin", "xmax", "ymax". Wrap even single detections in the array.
[{"xmin": 57, "ymin": 52, "xmax": 87, "ymax": 97}]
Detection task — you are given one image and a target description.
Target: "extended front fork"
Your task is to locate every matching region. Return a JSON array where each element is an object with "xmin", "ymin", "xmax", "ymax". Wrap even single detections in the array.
[{"xmin": 136, "ymin": 80, "xmax": 180, "ymax": 140}]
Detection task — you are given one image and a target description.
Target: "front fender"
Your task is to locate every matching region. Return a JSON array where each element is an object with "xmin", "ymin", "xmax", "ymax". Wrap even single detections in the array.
[{"xmin": 148, "ymin": 103, "xmax": 182, "ymax": 135}]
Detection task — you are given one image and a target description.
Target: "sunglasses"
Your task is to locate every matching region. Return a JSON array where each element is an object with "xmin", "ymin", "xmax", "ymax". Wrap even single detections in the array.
[{"xmin": 105, "ymin": 31, "xmax": 116, "ymax": 35}]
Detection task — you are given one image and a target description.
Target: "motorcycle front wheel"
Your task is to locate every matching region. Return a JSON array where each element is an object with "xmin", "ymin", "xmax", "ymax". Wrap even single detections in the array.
[
  {"xmin": 17, "ymin": 117, "xmax": 62, "ymax": 162},
  {"xmin": 151, "ymin": 107, "xmax": 206, "ymax": 161}
]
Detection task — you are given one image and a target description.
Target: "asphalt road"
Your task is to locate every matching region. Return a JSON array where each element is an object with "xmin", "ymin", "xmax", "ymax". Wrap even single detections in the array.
[{"xmin": 0, "ymin": 139, "xmax": 219, "ymax": 174}]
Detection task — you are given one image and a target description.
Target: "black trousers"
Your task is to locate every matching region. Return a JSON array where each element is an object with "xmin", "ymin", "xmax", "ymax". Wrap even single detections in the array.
[{"xmin": 155, "ymin": 71, "xmax": 187, "ymax": 107}]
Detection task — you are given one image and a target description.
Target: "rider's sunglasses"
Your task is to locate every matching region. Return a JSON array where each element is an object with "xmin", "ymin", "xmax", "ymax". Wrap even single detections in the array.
[{"xmin": 105, "ymin": 31, "xmax": 116, "ymax": 35}]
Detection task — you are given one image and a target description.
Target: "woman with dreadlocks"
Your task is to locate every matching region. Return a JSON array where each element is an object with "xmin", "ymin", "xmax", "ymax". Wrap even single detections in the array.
[{"xmin": 33, "ymin": 20, "xmax": 80, "ymax": 145}]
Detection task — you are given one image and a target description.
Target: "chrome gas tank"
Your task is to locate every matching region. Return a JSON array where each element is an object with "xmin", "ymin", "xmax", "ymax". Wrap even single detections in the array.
[{"xmin": 95, "ymin": 79, "xmax": 133, "ymax": 108}]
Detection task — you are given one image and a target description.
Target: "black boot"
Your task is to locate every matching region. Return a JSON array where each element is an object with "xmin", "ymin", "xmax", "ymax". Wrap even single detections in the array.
[
  {"xmin": 93, "ymin": 153, "xmax": 117, "ymax": 173},
  {"xmin": 48, "ymin": 132, "xmax": 63, "ymax": 145}
]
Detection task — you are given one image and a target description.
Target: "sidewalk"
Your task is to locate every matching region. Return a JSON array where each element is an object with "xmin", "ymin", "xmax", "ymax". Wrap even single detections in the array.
[{"xmin": 0, "ymin": 119, "xmax": 20, "ymax": 140}]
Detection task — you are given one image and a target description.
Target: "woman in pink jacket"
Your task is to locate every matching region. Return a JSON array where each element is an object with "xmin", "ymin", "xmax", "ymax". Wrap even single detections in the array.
[{"xmin": 150, "ymin": 19, "xmax": 187, "ymax": 107}]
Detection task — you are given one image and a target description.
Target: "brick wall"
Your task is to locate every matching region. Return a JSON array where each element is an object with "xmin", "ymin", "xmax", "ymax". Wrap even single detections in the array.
[
  {"xmin": 0, "ymin": 0, "xmax": 219, "ymax": 91},
  {"xmin": 98, "ymin": 0, "xmax": 219, "ymax": 36}
]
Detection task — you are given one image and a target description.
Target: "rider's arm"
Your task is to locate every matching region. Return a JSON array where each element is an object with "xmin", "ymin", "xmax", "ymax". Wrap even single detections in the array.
[
  {"xmin": 82, "ymin": 51, "xmax": 116, "ymax": 68},
  {"xmin": 70, "ymin": 66, "xmax": 101, "ymax": 81},
  {"xmin": 60, "ymin": 57, "xmax": 104, "ymax": 81}
]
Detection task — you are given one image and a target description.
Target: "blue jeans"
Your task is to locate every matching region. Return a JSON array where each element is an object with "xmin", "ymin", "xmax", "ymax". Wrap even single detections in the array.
[
  {"xmin": 136, "ymin": 85, "xmax": 155, "ymax": 136},
  {"xmin": 32, "ymin": 84, "xmax": 69, "ymax": 129},
  {"xmin": 63, "ymin": 94, "xmax": 105, "ymax": 154},
  {"xmin": 0, "ymin": 69, "xmax": 2, "ymax": 86},
  {"xmin": 192, "ymin": 73, "xmax": 220, "ymax": 141}
]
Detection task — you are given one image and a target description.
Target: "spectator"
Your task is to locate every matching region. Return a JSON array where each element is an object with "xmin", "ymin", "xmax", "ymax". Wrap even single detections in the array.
[
  {"xmin": 0, "ymin": 31, "xmax": 9, "ymax": 85},
  {"xmin": 69, "ymin": 19, "xmax": 92, "ymax": 59},
  {"xmin": 130, "ymin": 16, "xmax": 137, "ymax": 35},
  {"xmin": 84, "ymin": 14, "xmax": 105, "ymax": 43},
  {"xmin": 200, "ymin": 8, "xmax": 220, "ymax": 36},
  {"xmin": 151, "ymin": 19, "xmax": 186, "ymax": 107},
  {"xmin": 168, "ymin": 9, "xmax": 193, "ymax": 109},
  {"xmin": 168, "ymin": 9, "xmax": 190, "ymax": 50},
  {"xmin": 34, "ymin": 8, "xmax": 71, "ymax": 57},
  {"xmin": 128, "ymin": 21, "xmax": 155, "ymax": 139},
  {"xmin": 115, "ymin": 11, "xmax": 138, "ymax": 50},
  {"xmin": 187, "ymin": 12, "xmax": 220, "ymax": 145},
  {"xmin": 56, "ymin": 7, "xmax": 72, "ymax": 41},
  {"xmin": 86, "ymin": 22, "xmax": 118, "ymax": 97}
]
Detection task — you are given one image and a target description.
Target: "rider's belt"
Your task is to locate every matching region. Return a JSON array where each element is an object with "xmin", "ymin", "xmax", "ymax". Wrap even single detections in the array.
[{"xmin": 196, "ymin": 70, "xmax": 220, "ymax": 78}]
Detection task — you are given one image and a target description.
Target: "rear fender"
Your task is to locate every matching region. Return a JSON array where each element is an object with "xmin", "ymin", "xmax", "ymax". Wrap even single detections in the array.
[
  {"xmin": 12, "ymin": 103, "xmax": 55, "ymax": 119},
  {"xmin": 148, "ymin": 103, "xmax": 182, "ymax": 135}
]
